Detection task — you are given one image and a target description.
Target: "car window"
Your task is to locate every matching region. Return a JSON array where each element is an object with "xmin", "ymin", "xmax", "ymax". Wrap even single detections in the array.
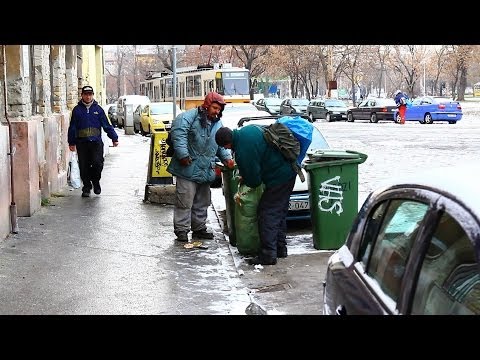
[
  {"xmin": 366, "ymin": 200, "xmax": 429, "ymax": 302},
  {"xmin": 412, "ymin": 212, "xmax": 479, "ymax": 315},
  {"xmin": 307, "ymin": 127, "xmax": 330, "ymax": 151},
  {"xmin": 358, "ymin": 201, "xmax": 390, "ymax": 265},
  {"xmin": 325, "ymin": 100, "xmax": 346, "ymax": 107},
  {"xmin": 291, "ymin": 99, "xmax": 309, "ymax": 106},
  {"xmin": 264, "ymin": 98, "xmax": 282, "ymax": 105},
  {"xmin": 412, "ymin": 98, "xmax": 423, "ymax": 105}
]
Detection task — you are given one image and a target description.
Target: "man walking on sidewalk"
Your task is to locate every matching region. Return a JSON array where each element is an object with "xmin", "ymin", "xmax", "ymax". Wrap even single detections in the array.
[{"xmin": 68, "ymin": 85, "xmax": 119, "ymax": 197}]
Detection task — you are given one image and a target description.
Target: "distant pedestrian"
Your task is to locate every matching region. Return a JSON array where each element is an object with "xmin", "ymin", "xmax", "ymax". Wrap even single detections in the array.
[
  {"xmin": 68, "ymin": 85, "xmax": 119, "ymax": 197},
  {"xmin": 167, "ymin": 92, "xmax": 234, "ymax": 242},
  {"xmin": 394, "ymin": 89, "xmax": 409, "ymax": 125}
]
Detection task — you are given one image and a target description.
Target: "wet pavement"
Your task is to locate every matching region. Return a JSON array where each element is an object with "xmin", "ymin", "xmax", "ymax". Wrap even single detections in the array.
[{"xmin": 0, "ymin": 132, "xmax": 328, "ymax": 315}]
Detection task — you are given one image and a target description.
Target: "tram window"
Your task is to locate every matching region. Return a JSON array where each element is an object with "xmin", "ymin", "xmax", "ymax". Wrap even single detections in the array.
[
  {"xmin": 194, "ymin": 75, "xmax": 201, "ymax": 97},
  {"xmin": 216, "ymin": 78, "xmax": 224, "ymax": 95},
  {"xmin": 186, "ymin": 76, "xmax": 194, "ymax": 97}
]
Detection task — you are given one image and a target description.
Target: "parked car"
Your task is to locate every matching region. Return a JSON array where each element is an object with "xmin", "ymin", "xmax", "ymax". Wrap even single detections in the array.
[
  {"xmin": 227, "ymin": 115, "xmax": 330, "ymax": 220},
  {"xmin": 103, "ymin": 103, "xmax": 117, "ymax": 127},
  {"xmin": 393, "ymin": 96, "xmax": 463, "ymax": 124},
  {"xmin": 254, "ymin": 97, "xmax": 283, "ymax": 115},
  {"xmin": 139, "ymin": 102, "xmax": 182, "ymax": 136},
  {"xmin": 107, "ymin": 104, "xmax": 117, "ymax": 127},
  {"xmin": 220, "ymin": 103, "xmax": 269, "ymax": 129},
  {"xmin": 307, "ymin": 98, "xmax": 349, "ymax": 122},
  {"xmin": 346, "ymin": 97, "xmax": 397, "ymax": 123},
  {"xmin": 323, "ymin": 163, "xmax": 480, "ymax": 315},
  {"xmin": 116, "ymin": 95, "xmax": 150, "ymax": 129},
  {"xmin": 279, "ymin": 98, "xmax": 310, "ymax": 116},
  {"xmin": 133, "ymin": 104, "xmax": 143, "ymax": 133}
]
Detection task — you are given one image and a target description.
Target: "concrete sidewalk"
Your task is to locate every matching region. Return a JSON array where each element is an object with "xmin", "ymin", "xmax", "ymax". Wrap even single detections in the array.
[{"xmin": 0, "ymin": 132, "xmax": 331, "ymax": 315}]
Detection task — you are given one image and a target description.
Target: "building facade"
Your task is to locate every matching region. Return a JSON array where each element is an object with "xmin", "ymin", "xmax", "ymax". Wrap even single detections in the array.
[{"xmin": 0, "ymin": 45, "xmax": 106, "ymax": 240}]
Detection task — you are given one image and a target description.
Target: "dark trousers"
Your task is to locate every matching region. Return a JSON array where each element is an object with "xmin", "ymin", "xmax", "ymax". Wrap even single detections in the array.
[
  {"xmin": 257, "ymin": 176, "xmax": 296, "ymax": 259},
  {"xmin": 76, "ymin": 141, "xmax": 104, "ymax": 190}
]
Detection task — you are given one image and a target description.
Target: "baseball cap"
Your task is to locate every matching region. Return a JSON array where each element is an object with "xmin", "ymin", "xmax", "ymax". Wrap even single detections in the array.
[{"xmin": 81, "ymin": 85, "xmax": 94, "ymax": 94}]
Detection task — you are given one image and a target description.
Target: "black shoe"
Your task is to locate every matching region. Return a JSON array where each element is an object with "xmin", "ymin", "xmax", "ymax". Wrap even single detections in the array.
[
  {"xmin": 175, "ymin": 232, "xmax": 189, "ymax": 242},
  {"xmin": 81, "ymin": 186, "xmax": 91, "ymax": 197},
  {"xmin": 192, "ymin": 229, "xmax": 214, "ymax": 239},
  {"xmin": 92, "ymin": 181, "xmax": 101, "ymax": 195},
  {"xmin": 277, "ymin": 247, "xmax": 288, "ymax": 258},
  {"xmin": 248, "ymin": 256, "xmax": 277, "ymax": 266}
]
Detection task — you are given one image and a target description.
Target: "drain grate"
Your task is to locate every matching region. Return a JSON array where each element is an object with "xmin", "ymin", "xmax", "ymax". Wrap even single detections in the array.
[{"xmin": 251, "ymin": 283, "xmax": 292, "ymax": 293}]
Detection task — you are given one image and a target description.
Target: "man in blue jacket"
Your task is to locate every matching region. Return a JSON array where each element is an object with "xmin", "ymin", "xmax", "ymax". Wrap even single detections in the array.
[
  {"xmin": 68, "ymin": 86, "xmax": 118, "ymax": 197},
  {"xmin": 215, "ymin": 125, "xmax": 297, "ymax": 265},
  {"xmin": 167, "ymin": 92, "xmax": 233, "ymax": 242}
]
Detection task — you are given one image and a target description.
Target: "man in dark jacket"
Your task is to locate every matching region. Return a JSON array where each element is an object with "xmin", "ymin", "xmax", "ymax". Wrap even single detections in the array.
[
  {"xmin": 215, "ymin": 125, "xmax": 297, "ymax": 265},
  {"xmin": 68, "ymin": 85, "xmax": 119, "ymax": 197},
  {"xmin": 167, "ymin": 92, "xmax": 233, "ymax": 242}
]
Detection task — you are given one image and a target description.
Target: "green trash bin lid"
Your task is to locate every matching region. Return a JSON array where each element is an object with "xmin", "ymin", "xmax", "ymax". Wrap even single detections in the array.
[
  {"xmin": 304, "ymin": 149, "xmax": 368, "ymax": 168},
  {"xmin": 306, "ymin": 149, "xmax": 361, "ymax": 161}
]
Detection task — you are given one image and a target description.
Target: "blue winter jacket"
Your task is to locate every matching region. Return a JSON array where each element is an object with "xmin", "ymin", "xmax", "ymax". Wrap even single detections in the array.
[
  {"xmin": 232, "ymin": 125, "xmax": 296, "ymax": 189},
  {"xmin": 166, "ymin": 107, "xmax": 232, "ymax": 184},
  {"xmin": 68, "ymin": 100, "xmax": 118, "ymax": 145}
]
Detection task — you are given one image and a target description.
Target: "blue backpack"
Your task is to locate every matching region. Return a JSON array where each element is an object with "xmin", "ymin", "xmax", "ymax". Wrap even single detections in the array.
[{"xmin": 262, "ymin": 116, "xmax": 313, "ymax": 182}]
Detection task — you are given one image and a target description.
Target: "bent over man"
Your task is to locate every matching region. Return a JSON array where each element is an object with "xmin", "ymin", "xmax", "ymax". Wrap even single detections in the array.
[{"xmin": 215, "ymin": 125, "xmax": 296, "ymax": 266}]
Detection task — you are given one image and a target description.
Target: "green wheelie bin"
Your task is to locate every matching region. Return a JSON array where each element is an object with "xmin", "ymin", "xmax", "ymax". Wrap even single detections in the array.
[{"xmin": 303, "ymin": 150, "xmax": 368, "ymax": 250}]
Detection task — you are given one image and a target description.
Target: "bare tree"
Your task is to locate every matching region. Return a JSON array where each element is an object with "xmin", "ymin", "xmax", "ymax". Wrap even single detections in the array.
[
  {"xmin": 232, "ymin": 45, "xmax": 270, "ymax": 99},
  {"xmin": 389, "ymin": 45, "xmax": 427, "ymax": 97},
  {"xmin": 445, "ymin": 45, "xmax": 474, "ymax": 100},
  {"xmin": 341, "ymin": 45, "xmax": 367, "ymax": 105}
]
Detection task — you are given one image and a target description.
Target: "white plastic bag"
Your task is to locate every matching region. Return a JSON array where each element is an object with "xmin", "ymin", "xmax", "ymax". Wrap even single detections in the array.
[{"xmin": 67, "ymin": 151, "xmax": 81, "ymax": 189}]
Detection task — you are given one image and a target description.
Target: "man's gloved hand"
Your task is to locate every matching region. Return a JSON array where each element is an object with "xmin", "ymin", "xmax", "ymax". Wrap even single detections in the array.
[
  {"xmin": 179, "ymin": 156, "xmax": 192, "ymax": 166},
  {"xmin": 224, "ymin": 159, "xmax": 235, "ymax": 169}
]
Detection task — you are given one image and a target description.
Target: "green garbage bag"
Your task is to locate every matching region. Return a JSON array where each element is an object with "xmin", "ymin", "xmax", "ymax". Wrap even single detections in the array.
[{"xmin": 234, "ymin": 182, "xmax": 264, "ymax": 256}]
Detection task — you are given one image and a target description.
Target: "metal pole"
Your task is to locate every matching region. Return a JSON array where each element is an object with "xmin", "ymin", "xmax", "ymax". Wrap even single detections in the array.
[
  {"xmin": 172, "ymin": 45, "xmax": 177, "ymax": 118},
  {"xmin": 423, "ymin": 61, "xmax": 426, "ymax": 96},
  {"xmin": 2, "ymin": 45, "xmax": 18, "ymax": 234}
]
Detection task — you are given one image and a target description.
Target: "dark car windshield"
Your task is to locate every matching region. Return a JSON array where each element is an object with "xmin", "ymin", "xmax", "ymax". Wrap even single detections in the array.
[
  {"xmin": 264, "ymin": 98, "xmax": 283, "ymax": 106},
  {"xmin": 325, "ymin": 100, "xmax": 347, "ymax": 107},
  {"xmin": 292, "ymin": 99, "xmax": 310, "ymax": 106},
  {"xmin": 151, "ymin": 103, "xmax": 178, "ymax": 115}
]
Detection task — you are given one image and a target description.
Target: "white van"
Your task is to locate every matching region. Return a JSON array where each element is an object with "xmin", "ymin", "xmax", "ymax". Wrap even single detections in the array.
[{"xmin": 116, "ymin": 95, "xmax": 150, "ymax": 129}]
